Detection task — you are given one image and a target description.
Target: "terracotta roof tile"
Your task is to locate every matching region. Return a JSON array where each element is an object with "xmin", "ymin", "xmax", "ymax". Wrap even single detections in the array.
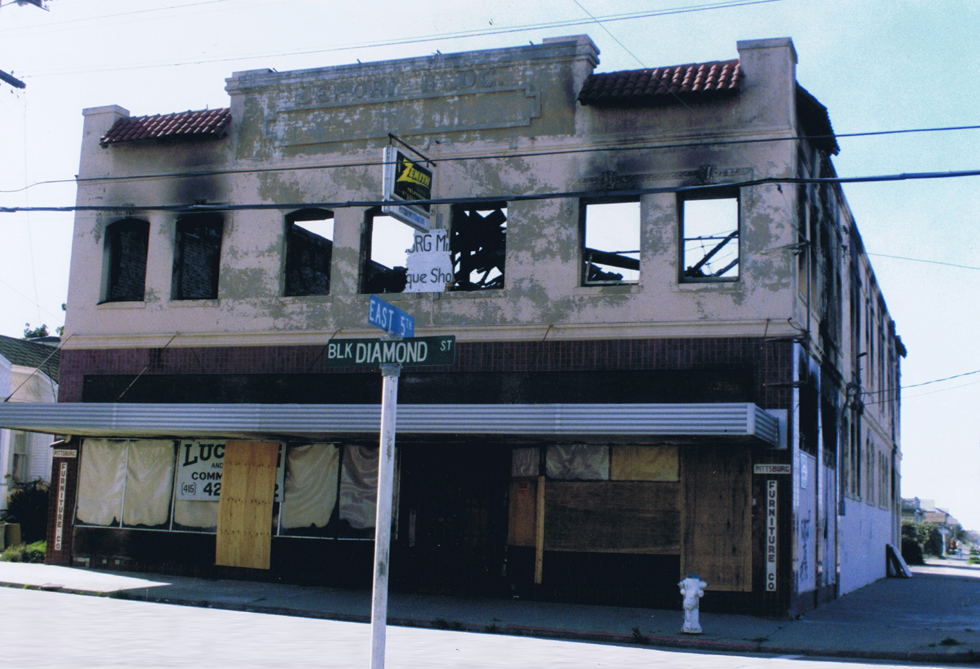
[
  {"xmin": 578, "ymin": 59, "xmax": 741, "ymax": 106},
  {"xmin": 100, "ymin": 108, "xmax": 231, "ymax": 147}
]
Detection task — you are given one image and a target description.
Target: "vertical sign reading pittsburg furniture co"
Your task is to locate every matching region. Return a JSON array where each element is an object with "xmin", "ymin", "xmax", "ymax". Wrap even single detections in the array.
[
  {"xmin": 382, "ymin": 146, "xmax": 433, "ymax": 231},
  {"xmin": 54, "ymin": 461, "xmax": 68, "ymax": 551},
  {"xmin": 766, "ymin": 479, "xmax": 778, "ymax": 591}
]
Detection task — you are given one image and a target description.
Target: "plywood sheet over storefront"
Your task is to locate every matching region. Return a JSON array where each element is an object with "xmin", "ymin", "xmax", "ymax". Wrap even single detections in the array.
[
  {"xmin": 681, "ymin": 444, "xmax": 752, "ymax": 592},
  {"xmin": 545, "ymin": 481, "xmax": 680, "ymax": 554},
  {"xmin": 216, "ymin": 441, "xmax": 279, "ymax": 570}
]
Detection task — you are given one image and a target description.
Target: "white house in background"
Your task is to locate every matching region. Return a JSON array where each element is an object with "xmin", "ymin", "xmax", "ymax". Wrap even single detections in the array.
[{"xmin": 0, "ymin": 335, "xmax": 60, "ymax": 509}]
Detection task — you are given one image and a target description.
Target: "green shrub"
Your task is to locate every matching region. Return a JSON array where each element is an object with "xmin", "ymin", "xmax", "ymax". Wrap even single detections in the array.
[
  {"xmin": 0, "ymin": 540, "xmax": 46, "ymax": 563},
  {"xmin": 1, "ymin": 478, "xmax": 49, "ymax": 543}
]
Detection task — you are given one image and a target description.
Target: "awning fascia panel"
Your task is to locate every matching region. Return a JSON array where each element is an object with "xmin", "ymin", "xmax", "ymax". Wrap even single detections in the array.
[{"xmin": 0, "ymin": 402, "xmax": 781, "ymax": 446}]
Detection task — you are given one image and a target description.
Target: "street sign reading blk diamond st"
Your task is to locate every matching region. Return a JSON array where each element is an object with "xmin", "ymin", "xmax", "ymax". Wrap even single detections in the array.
[{"xmin": 324, "ymin": 336, "xmax": 455, "ymax": 368}]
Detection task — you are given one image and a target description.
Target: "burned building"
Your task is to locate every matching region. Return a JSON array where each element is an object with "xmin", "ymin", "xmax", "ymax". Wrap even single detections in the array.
[{"xmin": 0, "ymin": 36, "xmax": 903, "ymax": 616}]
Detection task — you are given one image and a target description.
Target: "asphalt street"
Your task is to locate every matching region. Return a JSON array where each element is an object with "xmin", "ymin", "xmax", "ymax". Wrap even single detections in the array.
[{"xmin": 0, "ymin": 587, "xmax": 955, "ymax": 669}]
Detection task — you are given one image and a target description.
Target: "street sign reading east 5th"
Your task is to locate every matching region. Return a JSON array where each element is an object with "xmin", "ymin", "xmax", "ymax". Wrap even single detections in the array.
[
  {"xmin": 368, "ymin": 295, "xmax": 415, "ymax": 338},
  {"xmin": 324, "ymin": 336, "xmax": 455, "ymax": 367}
]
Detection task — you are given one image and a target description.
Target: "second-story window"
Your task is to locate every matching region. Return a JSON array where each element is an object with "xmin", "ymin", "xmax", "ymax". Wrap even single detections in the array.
[
  {"xmin": 284, "ymin": 208, "xmax": 334, "ymax": 297},
  {"xmin": 360, "ymin": 209, "xmax": 413, "ymax": 294},
  {"xmin": 581, "ymin": 200, "xmax": 641, "ymax": 285},
  {"xmin": 450, "ymin": 203, "xmax": 507, "ymax": 291},
  {"xmin": 680, "ymin": 192, "xmax": 739, "ymax": 282},
  {"xmin": 102, "ymin": 218, "xmax": 149, "ymax": 303},
  {"xmin": 171, "ymin": 214, "xmax": 223, "ymax": 300}
]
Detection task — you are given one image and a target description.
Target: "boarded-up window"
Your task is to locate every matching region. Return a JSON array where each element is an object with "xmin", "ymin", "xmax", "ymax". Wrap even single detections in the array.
[
  {"xmin": 681, "ymin": 444, "xmax": 752, "ymax": 591},
  {"xmin": 215, "ymin": 441, "xmax": 278, "ymax": 570},
  {"xmin": 546, "ymin": 444, "xmax": 609, "ymax": 480},
  {"xmin": 511, "ymin": 447, "xmax": 540, "ymax": 477},
  {"xmin": 610, "ymin": 445, "xmax": 678, "ymax": 481},
  {"xmin": 172, "ymin": 214, "xmax": 223, "ymax": 300},
  {"xmin": 284, "ymin": 209, "xmax": 333, "ymax": 296},
  {"xmin": 103, "ymin": 218, "xmax": 149, "ymax": 302}
]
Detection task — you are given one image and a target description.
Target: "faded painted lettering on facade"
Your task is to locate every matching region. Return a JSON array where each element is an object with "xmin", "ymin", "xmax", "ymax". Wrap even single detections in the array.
[{"xmin": 285, "ymin": 69, "xmax": 500, "ymax": 110}]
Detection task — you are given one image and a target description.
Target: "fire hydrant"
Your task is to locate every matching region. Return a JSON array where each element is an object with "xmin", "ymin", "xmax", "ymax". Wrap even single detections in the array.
[{"xmin": 678, "ymin": 574, "xmax": 707, "ymax": 634}]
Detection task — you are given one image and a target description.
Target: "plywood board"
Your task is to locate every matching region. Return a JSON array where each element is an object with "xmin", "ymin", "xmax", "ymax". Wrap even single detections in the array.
[
  {"xmin": 681, "ymin": 444, "xmax": 752, "ymax": 592},
  {"xmin": 610, "ymin": 445, "xmax": 679, "ymax": 481},
  {"xmin": 507, "ymin": 479, "xmax": 537, "ymax": 547},
  {"xmin": 544, "ymin": 481, "xmax": 680, "ymax": 553},
  {"xmin": 216, "ymin": 441, "xmax": 279, "ymax": 570}
]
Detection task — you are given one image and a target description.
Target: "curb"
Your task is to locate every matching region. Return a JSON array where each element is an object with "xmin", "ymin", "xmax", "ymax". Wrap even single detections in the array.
[{"xmin": 2, "ymin": 580, "xmax": 978, "ymax": 664}]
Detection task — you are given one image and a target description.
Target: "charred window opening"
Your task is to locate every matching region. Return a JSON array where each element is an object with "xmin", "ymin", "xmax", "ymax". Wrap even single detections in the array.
[
  {"xmin": 680, "ymin": 193, "xmax": 739, "ymax": 281},
  {"xmin": 450, "ymin": 203, "xmax": 507, "ymax": 291},
  {"xmin": 284, "ymin": 208, "xmax": 333, "ymax": 297},
  {"xmin": 171, "ymin": 213, "xmax": 223, "ymax": 300},
  {"xmin": 581, "ymin": 200, "xmax": 640, "ymax": 285},
  {"xmin": 360, "ymin": 210, "xmax": 411, "ymax": 294},
  {"xmin": 102, "ymin": 218, "xmax": 149, "ymax": 303}
]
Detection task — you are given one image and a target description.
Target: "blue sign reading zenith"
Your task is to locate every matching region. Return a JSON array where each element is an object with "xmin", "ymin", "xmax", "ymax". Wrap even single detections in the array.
[{"xmin": 368, "ymin": 295, "xmax": 415, "ymax": 338}]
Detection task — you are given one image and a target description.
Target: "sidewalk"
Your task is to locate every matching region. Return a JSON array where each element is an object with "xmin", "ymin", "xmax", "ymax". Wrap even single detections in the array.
[{"xmin": 1, "ymin": 557, "xmax": 978, "ymax": 664}]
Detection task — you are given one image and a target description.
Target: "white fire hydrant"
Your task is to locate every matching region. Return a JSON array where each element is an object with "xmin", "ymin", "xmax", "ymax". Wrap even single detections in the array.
[{"xmin": 678, "ymin": 574, "xmax": 707, "ymax": 634}]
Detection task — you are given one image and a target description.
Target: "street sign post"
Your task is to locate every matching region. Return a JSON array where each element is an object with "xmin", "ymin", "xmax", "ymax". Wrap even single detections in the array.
[{"xmin": 364, "ymin": 296, "xmax": 452, "ymax": 669}]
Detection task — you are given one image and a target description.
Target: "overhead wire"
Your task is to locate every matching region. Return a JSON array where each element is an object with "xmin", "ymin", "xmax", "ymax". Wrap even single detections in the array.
[
  {"xmin": 14, "ymin": 0, "xmax": 784, "ymax": 78},
  {"xmin": 4, "ymin": 167, "xmax": 980, "ymax": 215},
  {"xmin": 4, "ymin": 123, "xmax": 980, "ymax": 195}
]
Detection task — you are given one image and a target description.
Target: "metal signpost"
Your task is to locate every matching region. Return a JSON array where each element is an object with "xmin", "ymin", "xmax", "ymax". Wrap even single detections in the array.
[{"xmin": 364, "ymin": 297, "xmax": 454, "ymax": 669}]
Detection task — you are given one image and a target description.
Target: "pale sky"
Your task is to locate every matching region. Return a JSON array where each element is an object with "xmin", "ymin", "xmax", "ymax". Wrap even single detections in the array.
[{"xmin": 1, "ymin": 0, "xmax": 978, "ymax": 529}]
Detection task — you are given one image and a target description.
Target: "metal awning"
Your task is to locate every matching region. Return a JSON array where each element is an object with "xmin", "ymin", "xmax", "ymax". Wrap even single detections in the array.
[{"xmin": 0, "ymin": 402, "xmax": 783, "ymax": 447}]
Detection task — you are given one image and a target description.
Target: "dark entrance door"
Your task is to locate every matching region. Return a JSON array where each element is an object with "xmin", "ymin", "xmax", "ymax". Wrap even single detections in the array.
[{"xmin": 400, "ymin": 443, "xmax": 509, "ymax": 596}]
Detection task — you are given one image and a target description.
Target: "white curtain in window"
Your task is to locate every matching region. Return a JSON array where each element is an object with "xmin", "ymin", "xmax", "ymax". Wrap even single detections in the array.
[
  {"xmin": 76, "ymin": 439, "xmax": 127, "ymax": 526},
  {"xmin": 546, "ymin": 444, "xmax": 610, "ymax": 480},
  {"xmin": 339, "ymin": 445, "xmax": 378, "ymax": 529},
  {"xmin": 123, "ymin": 441, "xmax": 175, "ymax": 527},
  {"xmin": 511, "ymin": 447, "xmax": 540, "ymax": 477},
  {"xmin": 282, "ymin": 444, "xmax": 339, "ymax": 530},
  {"xmin": 174, "ymin": 500, "xmax": 219, "ymax": 529}
]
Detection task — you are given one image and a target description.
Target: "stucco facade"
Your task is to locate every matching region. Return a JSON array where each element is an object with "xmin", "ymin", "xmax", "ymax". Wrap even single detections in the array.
[{"xmin": 0, "ymin": 35, "xmax": 903, "ymax": 616}]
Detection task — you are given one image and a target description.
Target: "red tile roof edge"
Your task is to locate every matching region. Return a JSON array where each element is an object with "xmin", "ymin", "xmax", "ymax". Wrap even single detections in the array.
[
  {"xmin": 100, "ymin": 108, "xmax": 231, "ymax": 147},
  {"xmin": 578, "ymin": 59, "xmax": 741, "ymax": 106}
]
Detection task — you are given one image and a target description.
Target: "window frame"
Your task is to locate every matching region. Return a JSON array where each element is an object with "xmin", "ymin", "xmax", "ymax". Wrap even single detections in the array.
[
  {"xmin": 449, "ymin": 201, "xmax": 507, "ymax": 292},
  {"xmin": 171, "ymin": 214, "xmax": 224, "ymax": 301},
  {"xmin": 359, "ymin": 208, "xmax": 410, "ymax": 295},
  {"xmin": 101, "ymin": 218, "xmax": 150, "ymax": 303},
  {"xmin": 579, "ymin": 198, "xmax": 642, "ymax": 286},
  {"xmin": 679, "ymin": 189, "xmax": 740, "ymax": 283},
  {"xmin": 283, "ymin": 208, "xmax": 334, "ymax": 297}
]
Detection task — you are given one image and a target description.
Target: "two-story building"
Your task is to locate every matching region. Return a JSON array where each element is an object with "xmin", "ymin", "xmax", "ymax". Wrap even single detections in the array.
[{"xmin": 0, "ymin": 35, "xmax": 903, "ymax": 617}]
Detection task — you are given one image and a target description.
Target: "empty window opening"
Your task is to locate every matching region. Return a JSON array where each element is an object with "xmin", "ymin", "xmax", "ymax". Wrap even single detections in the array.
[
  {"xmin": 172, "ymin": 214, "xmax": 223, "ymax": 300},
  {"xmin": 361, "ymin": 211, "xmax": 414, "ymax": 294},
  {"xmin": 284, "ymin": 208, "xmax": 334, "ymax": 296},
  {"xmin": 681, "ymin": 195, "xmax": 739, "ymax": 281},
  {"xmin": 103, "ymin": 218, "xmax": 149, "ymax": 303},
  {"xmin": 581, "ymin": 201, "xmax": 641, "ymax": 285},
  {"xmin": 451, "ymin": 203, "xmax": 507, "ymax": 291}
]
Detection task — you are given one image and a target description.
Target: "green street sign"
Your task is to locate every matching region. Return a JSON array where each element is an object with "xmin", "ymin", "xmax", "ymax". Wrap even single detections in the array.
[{"xmin": 323, "ymin": 336, "xmax": 455, "ymax": 368}]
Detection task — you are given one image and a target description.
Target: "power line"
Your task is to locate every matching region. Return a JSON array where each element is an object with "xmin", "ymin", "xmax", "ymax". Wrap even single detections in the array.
[
  {"xmin": 4, "ymin": 123, "xmax": 980, "ymax": 195},
  {"xmin": 17, "ymin": 0, "xmax": 783, "ymax": 79},
  {"xmin": 868, "ymin": 253, "xmax": 980, "ymax": 272},
  {"xmin": 4, "ymin": 168, "xmax": 980, "ymax": 215}
]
